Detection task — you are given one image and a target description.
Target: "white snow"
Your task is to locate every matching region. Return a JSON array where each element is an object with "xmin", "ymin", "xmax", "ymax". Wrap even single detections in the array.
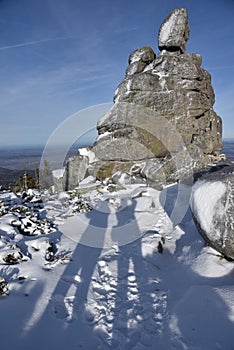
[
  {"xmin": 190, "ymin": 180, "xmax": 227, "ymax": 234},
  {"xmin": 129, "ymin": 51, "xmax": 142, "ymax": 64},
  {"xmin": 96, "ymin": 131, "xmax": 112, "ymax": 141},
  {"xmin": 0, "ymin": 183, "xmax": 234, "ymax": 350},
  {"xmin": 78, "ymin": 147, "xmax": 98, "ymax": 163},
  {"xmin": 52, "ymin": 168, "xmax": 65, "ymax": 179},
  {"xmin": 126, "ymin": 79, "xmax": 131, "ymax": 94},
  {"xmin": 78, "ymin": 175, "xmax": 99, "ymax": 187}
]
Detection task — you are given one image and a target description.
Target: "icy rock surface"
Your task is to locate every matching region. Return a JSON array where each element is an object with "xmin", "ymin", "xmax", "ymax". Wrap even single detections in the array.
[{"xmin": 190, "ymin": 165, "xmax": 234, "ymax": 260}]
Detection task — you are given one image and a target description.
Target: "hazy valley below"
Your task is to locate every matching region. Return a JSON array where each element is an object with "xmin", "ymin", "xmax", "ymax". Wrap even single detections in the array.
[{"xmin": 0, "ymin": 139, "xmax": 233, "ymax": 188}]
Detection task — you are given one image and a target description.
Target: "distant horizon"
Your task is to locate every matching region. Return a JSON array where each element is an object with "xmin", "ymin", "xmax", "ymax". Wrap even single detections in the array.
[
  {"xmin": 0, "ymin": 137, "xmax": 233, "ymax": 149},
  {"xmin": 0, "ymin": 137, "xmax": 234, "ymax": 150}
]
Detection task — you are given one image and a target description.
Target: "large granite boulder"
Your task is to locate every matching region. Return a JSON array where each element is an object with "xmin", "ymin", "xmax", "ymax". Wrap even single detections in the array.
[
  {"xmin": 190, "ymin": 165, "xmax": 234, "ymax": 260},
  {"xmin": 158, "ymin": 8, "xmax": 190, "ymax": 53},
  {"xmin": 92, "ymin": 7, "xmax": 222, "ymax": 186},
  {"xmin": 65, "ymin": 155, "xmax": 89, "ymax": 190}
]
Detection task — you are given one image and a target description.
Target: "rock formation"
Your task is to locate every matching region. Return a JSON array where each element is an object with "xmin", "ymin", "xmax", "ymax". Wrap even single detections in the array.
[
  {"xmin": 65, "ymin": 155, "xmax": 88, "ymax": 191},
  {"xmin": 190, "ymin": 164, "xmax": 234, "ymax": 260},
  {"xmin": 62, "ymin": 8, "xmax": 223, "ymax": 190},
  {"xmin": 158, "ymin": 7, "xmax": 190, "ymax": 53},
  {"xmin": 91, "ymin": 7, "xmax": 222, "ymax": 186}
]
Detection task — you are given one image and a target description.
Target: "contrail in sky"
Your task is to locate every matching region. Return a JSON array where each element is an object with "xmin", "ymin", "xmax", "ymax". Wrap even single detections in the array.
[{"xmin": 0, "ymin": 36, "xmax": 76, "ymax": 51}]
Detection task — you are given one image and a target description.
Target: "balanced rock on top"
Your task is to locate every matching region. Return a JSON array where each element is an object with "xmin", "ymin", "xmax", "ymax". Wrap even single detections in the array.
[{"xmin": 158, "ymin": 8, "xmax": 190, "ymax": 53}]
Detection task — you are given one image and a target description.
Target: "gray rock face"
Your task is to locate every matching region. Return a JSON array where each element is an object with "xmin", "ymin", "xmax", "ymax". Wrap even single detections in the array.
[
  {"xmin": 126, "ymin": 46, "xmax": 156, "ymax": 76},
  {"xmin": 65, "ymin": 155, "xmax": 89, "ymax": 190},
  {"xmin": 158, "ymin": 8, "xmax": 190, "ymax": 53},
  {"xmin": 68, "ymin": 8, "xmax": 223, "ymax": 189},
  {"xmin": 93, "ymin": 8, "xmax": 222, "ymax": 178},
  {"xmin": 118, "ymin": 51, "xmax": 221, "ymax": 153},
  {"xmin": 190, "ymin": 165, "xmax": 234, "ymax": 260}
]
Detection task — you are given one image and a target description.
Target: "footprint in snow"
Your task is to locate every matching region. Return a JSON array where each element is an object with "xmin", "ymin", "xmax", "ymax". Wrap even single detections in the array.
[
  {"xmin": 51, "ymin": 295, "xmax": 68, "ymax": 319},
  {"xmin": 51, "ymin": 294, "xmax": 76, "ymax": 321}
]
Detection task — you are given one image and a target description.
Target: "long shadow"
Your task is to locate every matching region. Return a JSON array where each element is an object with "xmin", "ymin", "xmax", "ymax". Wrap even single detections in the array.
[
  {"xmin": 49, "ymin": 204, "xmax": 109, "ymax": 307},
  {"xmin": 17, "ymin": 184, "xmax": 234, "ymax": 349},
  {"xmin": 19, "ymin": 202, "xmax": 110, "ymax": 350},
  {"xmin": 111, "ymin": 199, "xmax": 155, "ymax": 347}
]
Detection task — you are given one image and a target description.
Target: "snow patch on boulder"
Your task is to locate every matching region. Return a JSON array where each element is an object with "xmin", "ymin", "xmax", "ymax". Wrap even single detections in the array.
[{"xmin": 190, "ymin": 180, "xmax": 226, "ymax": 234}]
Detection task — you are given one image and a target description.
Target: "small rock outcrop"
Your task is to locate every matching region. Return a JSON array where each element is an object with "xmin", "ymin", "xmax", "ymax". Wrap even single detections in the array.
[
  {"xmin": 91, "ymin": 7, "xmax": 222, "ymax": 186},
  {"xmin": 126, "ymin": 46, "xmax": 156, "ymax": 76},
  {"xmin": 190, "ymin": 165, "xmax": 234, "ymax": 260}
]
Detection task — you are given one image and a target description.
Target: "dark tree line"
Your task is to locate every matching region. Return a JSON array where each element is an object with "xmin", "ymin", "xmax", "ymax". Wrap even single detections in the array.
[{"xmin": 13, "ymin": 168, "xmax": 40, "ymax": 192}]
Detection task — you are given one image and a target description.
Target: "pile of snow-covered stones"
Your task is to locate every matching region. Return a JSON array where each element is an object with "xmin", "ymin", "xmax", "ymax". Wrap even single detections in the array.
[
  {"xmin": 0, "ymin": 189, "xmax": 56, "ymax": 268},
  {"xmin": 0, "ymin": 188, "xmax": 93, "ymax": 295}
]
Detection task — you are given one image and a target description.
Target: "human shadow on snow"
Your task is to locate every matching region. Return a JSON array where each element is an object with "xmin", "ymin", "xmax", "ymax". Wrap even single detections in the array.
[
  {"xmin": 19, "ymin": 190, "xmax": 234, "ymax": 350},
  {"xmin": 18, "ymin": 202, "xmax": 109, "ymax": 349},
  {"xmin": 110, "ymin": 199, "xmax": 158, "ymax": 347}
]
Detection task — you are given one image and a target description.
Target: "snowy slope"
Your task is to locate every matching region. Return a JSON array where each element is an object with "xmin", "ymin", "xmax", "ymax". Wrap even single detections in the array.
[{"xmin": 0, "ymin": 183, "xmax": 233, "ymax": 350}]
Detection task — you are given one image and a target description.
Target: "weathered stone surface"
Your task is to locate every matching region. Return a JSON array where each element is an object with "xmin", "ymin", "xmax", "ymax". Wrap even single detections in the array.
[
  {"xmin": 93, "ymin": 102, "xmax": 189, "ymax": 161},
  {"xmin": 158, "ymin": 8, "xmax": 190, "ymax": 53},
  {"xmin": 126, "ymin": 46, "xmax": 156, "ymax": 76},
  {"xmin": 89, "ymin": 160, "xmax": 135, "ymax": 180},
  {"xmin": 190, "ymin": 165, "xmax": 234, "ymax": 260},
  {"xmin": 67, "ymin": 8, "xmax": 223, "ymax": 188},
  {"xmin": 129, "ymin": 46, "xmax": 156, "ymax": 65},
  {"xmin": 94, "ymin": 36, "xmax": 222, "ymax": 165},
  {"xmin": 142, "ymin": 144, "xmax": 222, "ymax": 188},
  {"xmin": 65, "ymin": 155, "xmax": 89, "ymax": 190}
]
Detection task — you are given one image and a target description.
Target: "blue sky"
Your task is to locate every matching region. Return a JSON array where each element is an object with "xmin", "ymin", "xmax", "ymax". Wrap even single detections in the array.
[{"xmin": 0, "ymin": 0, "xmax": 234, "ymax": 147}]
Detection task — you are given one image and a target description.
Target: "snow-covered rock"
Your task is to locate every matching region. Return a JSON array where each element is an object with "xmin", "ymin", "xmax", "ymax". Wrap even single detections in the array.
[
  {"xmin": 0, "ymin": 277, "xmax": 8, "ymax": 295},
  {"xmin": 52, "ymin": 168, "xmax": 65, "ymax": 192},
  {"xmin": 190, "ymin": 165, "xmax": 234, "ymax": 260},
  {"xmin": 78, "ymin": 147, "xmax": 98, "ymax": 164}
]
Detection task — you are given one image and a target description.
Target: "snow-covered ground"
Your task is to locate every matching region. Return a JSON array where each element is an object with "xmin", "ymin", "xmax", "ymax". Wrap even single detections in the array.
[{"xmin": 0, "ymin": 182, "xmax": 233, "ymax": 350}]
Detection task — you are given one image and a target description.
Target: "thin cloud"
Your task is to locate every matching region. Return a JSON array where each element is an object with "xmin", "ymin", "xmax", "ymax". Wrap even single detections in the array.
[
  {"xmin": 0, "ymin": 35, "xmax": 77, "ymax": 51},
  {"xmin": 0, "ymin": 60, "xmax": 117, "ymax": 104}
]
